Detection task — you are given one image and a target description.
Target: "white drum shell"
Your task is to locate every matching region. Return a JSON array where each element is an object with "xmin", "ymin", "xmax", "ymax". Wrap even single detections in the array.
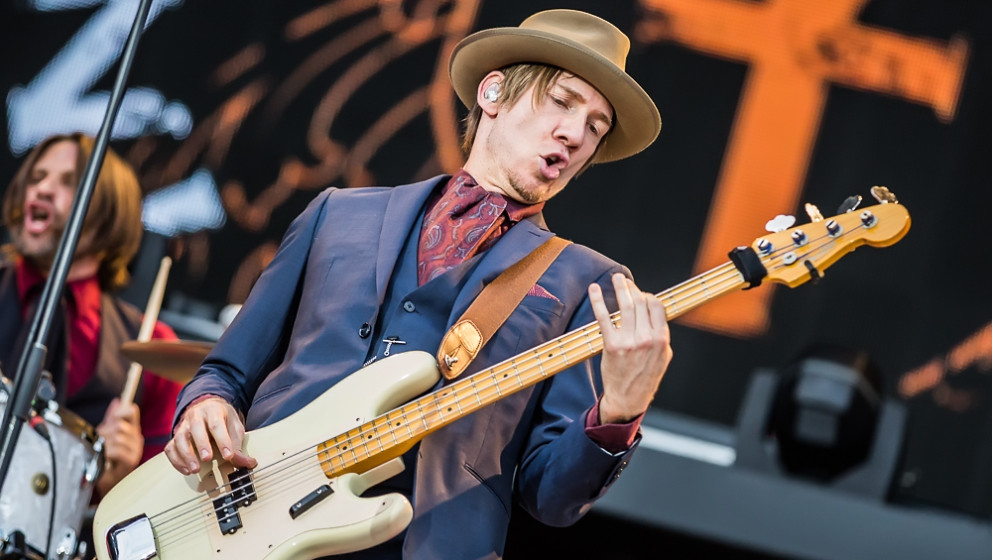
[{"xmin": 0, "ymin": 389, "xmax": 98, "ymax": 558}]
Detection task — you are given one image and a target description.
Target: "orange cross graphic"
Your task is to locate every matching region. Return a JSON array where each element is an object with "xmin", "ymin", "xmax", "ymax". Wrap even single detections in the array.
[{"xmin": 636, "ymin": 0, "xmax": 968, "ymax": 336}]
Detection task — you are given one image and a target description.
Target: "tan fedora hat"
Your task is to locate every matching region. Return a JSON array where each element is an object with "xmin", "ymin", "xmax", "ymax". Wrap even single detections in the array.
[{"xmin": 449, "ymin": 9, "xmax": 661, "ymax": 163}]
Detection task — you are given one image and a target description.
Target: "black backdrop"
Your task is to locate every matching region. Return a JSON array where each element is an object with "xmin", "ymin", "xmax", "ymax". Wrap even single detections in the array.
[{"xmin": 2, "ymin": 0, "xmax": 992, "ymax": 524}]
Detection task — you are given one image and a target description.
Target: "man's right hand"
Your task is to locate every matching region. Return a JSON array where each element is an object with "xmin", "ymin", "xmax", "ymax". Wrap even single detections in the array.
[{"xmin": 164, "ymin": 396, "xmax": 257, "ymax": 475}]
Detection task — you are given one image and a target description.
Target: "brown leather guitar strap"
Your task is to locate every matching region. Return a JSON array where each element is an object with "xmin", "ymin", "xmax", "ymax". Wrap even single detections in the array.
[{"xmin": 437, "ymin": 236, "xmax": 571, "ymax": 380}]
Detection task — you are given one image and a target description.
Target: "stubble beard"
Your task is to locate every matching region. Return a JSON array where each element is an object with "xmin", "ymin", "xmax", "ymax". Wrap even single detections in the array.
[
  {"xmin": 504, "ymin": 171, "xmax": 545, "ymax": 205},
  {"xmin": 483, "ymin": 118, "xmax": 562, "ymax": 205},
  {"xmin": 12, "ymin": 224, "xmax": 61, "ymax": 271}
]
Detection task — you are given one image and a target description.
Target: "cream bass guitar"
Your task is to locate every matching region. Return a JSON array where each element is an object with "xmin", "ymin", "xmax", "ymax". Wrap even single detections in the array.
[{"xmin": 93, "ymin": 191, "xmax": 910, "ymax": 560}]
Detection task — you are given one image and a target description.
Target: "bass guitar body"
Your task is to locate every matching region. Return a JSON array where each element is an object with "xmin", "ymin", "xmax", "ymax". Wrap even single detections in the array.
[{"xmin": 92, "ymin": 352, "xmax": 441, "ymax": 560}]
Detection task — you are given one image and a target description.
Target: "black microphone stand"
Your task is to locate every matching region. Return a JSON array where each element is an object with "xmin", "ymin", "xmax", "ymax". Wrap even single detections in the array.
[{"xmin": 0, "ymin": 0, "xmax": 155, "ymax": 506}]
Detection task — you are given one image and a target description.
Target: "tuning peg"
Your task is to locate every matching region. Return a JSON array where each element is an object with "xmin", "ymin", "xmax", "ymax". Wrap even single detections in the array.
[
  {"xmin": 837, "ymin": 195, "xmax": 862, "ymax": 214},
  {"xmin": 765, "ymin": 214, "xmax": 796, "ymax": 233},
  {"xmin": 870, "ymin": 185, "xmax": 898, "ymax": 204},
  {"xmin": 804, "ymin": 203, "xmax": 824, "ymax": 222}
]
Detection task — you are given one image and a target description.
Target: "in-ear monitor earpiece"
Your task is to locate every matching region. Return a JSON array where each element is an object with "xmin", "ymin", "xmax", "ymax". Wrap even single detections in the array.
[{"xmin": 484, "ymin": 83, "xmax": 500, "ymax": 102}]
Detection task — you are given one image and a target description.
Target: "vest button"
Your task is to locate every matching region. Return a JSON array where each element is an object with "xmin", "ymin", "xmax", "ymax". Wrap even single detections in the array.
[
  {"xmin": 358, "ymin": 323, "xmax": 372, "ymax": 338},
  {"xmin": 402, "ymin": 301, "xmax": 416, "ymax": 312}
]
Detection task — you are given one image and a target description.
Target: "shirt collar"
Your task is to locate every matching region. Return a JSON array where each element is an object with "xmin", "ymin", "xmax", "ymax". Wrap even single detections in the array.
[
  {"xmin": 445, "ymin": 169, "xmax": 546, "ymax": 223},
  {"xmin": 15, "ymin": 256, "xmax": 100, "ymax": 315}
]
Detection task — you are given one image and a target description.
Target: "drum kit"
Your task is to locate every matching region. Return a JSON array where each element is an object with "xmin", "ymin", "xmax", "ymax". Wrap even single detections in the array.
[{"xmin": 0, "ymin": 339, "xmax": 211, "ymax": 560}]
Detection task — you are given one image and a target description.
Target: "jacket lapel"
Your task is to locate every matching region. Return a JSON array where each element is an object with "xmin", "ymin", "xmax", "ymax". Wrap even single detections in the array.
[
  {"xmin": 447, "ymin": 217, "xmax": 554, "ymax": 326},
  {"xmin": 375, "ymin": 175, "xmax": 448, "ymax": 302},
  {"xmin": 371, "ymin": 176, "xmax": 555, "ymax": 329}
]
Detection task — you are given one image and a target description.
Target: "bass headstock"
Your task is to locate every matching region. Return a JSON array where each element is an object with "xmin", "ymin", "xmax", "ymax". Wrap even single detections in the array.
[{"xmin": 751, "ymin": 188, "xmax": 911, "ymax": 287}]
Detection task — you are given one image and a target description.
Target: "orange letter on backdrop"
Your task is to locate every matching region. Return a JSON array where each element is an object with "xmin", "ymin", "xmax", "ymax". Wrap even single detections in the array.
[{"xmin": 636, "ymin": 0, "xmax": 967, "ymax": 337}]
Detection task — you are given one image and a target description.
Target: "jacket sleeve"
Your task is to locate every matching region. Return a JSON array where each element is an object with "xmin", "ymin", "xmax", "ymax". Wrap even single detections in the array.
[
  {"xmin": 513, "ymin": 265, "xmax": 642, "ymax": 527},
  {"xmin": 173, "ymin": 188, "xmax": 336, "ymax": 426}
]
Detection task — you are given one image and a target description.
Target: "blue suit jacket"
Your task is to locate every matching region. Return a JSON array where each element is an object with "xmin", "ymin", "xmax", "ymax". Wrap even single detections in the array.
[{"xmin": 176, "ymin": 175, "xmax": 641, "ymax": 559}]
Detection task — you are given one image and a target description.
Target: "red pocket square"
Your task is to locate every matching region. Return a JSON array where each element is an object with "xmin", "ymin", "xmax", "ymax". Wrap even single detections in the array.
[{"xmin": 527, "ymin": 284, "xmax": 561, "ymax": 303}]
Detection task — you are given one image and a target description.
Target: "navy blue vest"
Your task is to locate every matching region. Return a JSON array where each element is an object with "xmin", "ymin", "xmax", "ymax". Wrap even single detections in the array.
[{"xmin": 335, "ymin": 209, "xmax": 490, "ymax": 559}]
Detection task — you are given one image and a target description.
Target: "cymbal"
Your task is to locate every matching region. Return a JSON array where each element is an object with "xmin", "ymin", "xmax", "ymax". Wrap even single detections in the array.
[{"xmin": 120, "ymin": 340, "xmax": 213, "ymax": 384}]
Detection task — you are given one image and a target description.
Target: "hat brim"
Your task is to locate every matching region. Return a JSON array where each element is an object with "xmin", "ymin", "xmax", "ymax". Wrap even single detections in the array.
[{"xmin": 449, "ymin": 27, "xmax": 661, "ymax": 163}]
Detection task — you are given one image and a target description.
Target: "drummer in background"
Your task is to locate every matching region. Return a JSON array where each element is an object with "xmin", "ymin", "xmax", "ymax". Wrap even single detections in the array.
[{"xmin": 0, "ymin": 132, "xmax": 184, "ymax": 500}]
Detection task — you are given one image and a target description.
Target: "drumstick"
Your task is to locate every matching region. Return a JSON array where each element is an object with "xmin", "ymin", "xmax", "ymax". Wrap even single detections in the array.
[{"xmin": 120, "ymin": 256, "xmax": 172, "ymax": 407}]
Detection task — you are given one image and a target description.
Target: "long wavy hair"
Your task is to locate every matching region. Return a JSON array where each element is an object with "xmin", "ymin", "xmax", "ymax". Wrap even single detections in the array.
[{"xmin": 2, "ymin": 133, "xmax": 143, "ymax": 291}]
